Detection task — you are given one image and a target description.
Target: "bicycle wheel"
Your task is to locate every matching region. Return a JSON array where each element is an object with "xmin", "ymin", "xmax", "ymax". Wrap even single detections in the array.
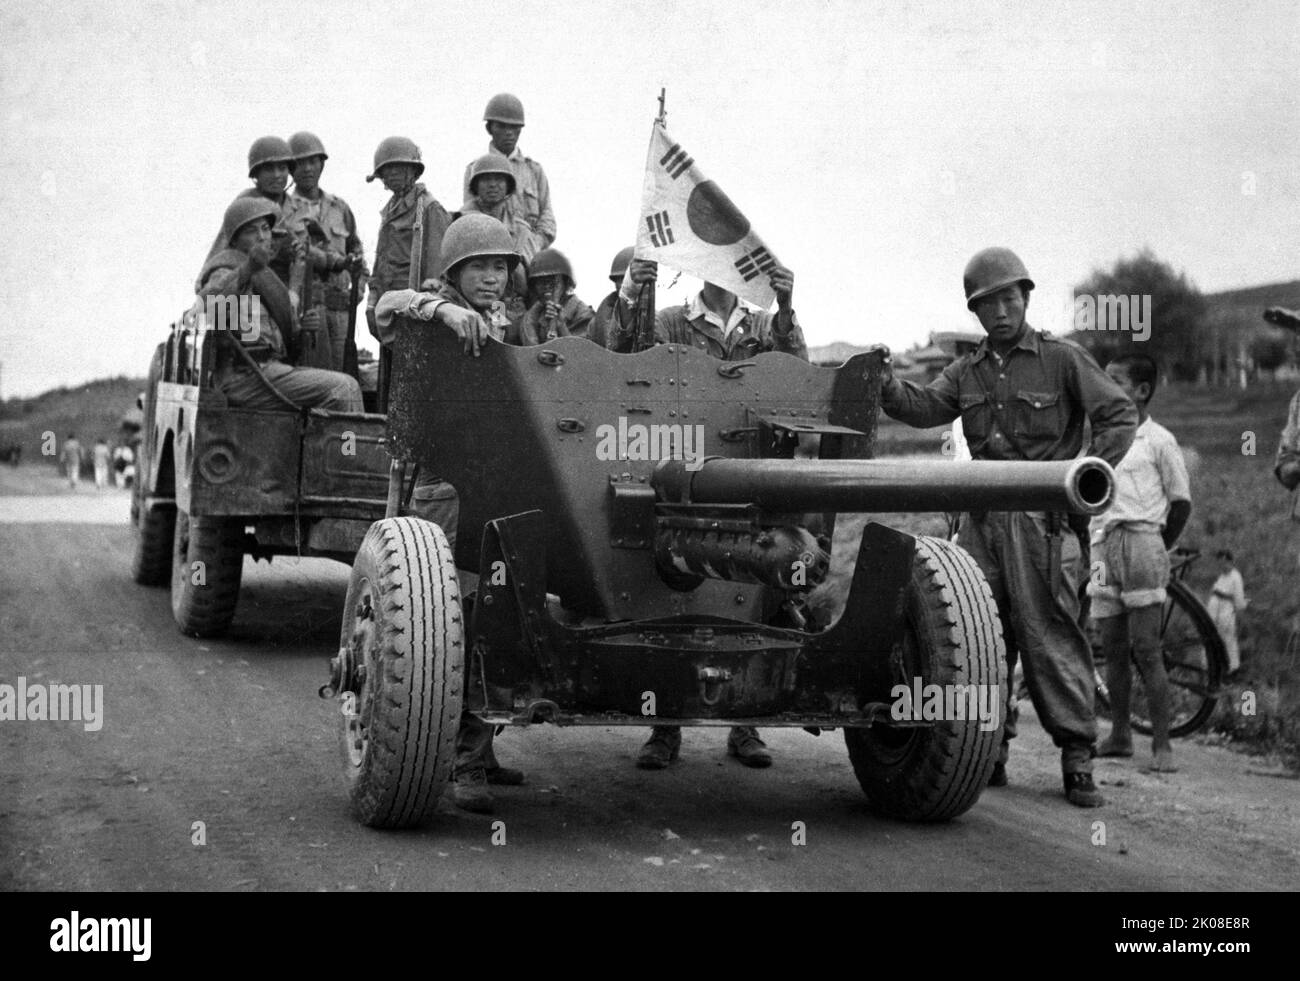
[{"xmin": 1127, "ymin": 579, "xmax": 1226, "ymax": 738}]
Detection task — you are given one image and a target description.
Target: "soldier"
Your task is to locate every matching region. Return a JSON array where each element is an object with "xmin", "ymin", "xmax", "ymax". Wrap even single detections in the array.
[
  {"xmin": 875, "ymin": 247, "xmax": 1138, "ymax": 807},
  {"xmin": 591, "ymin": 246, "xmax": 635, "ymax": 350},
  {"xmin": 372, "ymin": 213, "xmax": 528, "ymax": 813},
  {"xmin": 516, "ymin": 248, "xmax": 595, "ymax": 344},
  {"xmin": 462, "ymin": 94, "xmax": 555, "ymax": 254},
  {"xmin": 365, "ymin": 136, "xmax": 452, "ymax": 345},
  {"xmin": 284, "ymin": 131, "xmax": 367, "ymax": 375},
  {"xmin": 608, "ymin": 260, "xmax": 806, "ymax": 361},
  {"xmin": 462, "ymin": 153, "xmax": 546, "ymax": 266},
  {"xmin": 199, "ymin": 137, "xmax": 298, "ymax": 286},
  {"xmin": 196, "ymin": 196, "xmax": 363, "ymax": 413},
  {"xmin": 611, "ymin": 259, "xmax": 804, "ymax": 770}
]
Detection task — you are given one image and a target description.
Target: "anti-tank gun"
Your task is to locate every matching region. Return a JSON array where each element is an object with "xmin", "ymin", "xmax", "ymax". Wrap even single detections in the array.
[{"xmin": 328, "ymin": 325, "xmax": 1113, "ymax": 828}]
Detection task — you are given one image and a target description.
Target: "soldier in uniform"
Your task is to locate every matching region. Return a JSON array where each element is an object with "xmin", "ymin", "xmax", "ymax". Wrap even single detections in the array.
[
  {"xmin": 608, "ymin": 260, "xmax": 806, "ymax": 361},
  {"xmin": 516, "ymin": 248, "xmax": 595, "ymax": 344},
  {"xmin": 372, "ymin": 213, "xmax": 529, "ymax": 813},
  {"xmin": 591, "ymin": 246, "xmax": 635, "ymax": 350},
  {"xmin": 462, "ymin": 94, "xmax": 556, "ymax": 254},
  {"xmin": 284, "ymin": 131, "xmax": 366, "ymax": 376},
  {"xmin": 462, "ymin": 153, "xmax": 546, "ymax": 266},
  {"xmin": 196, "ymin": 197, "xmax": 363, "ymax": 413},
  {"xmin": 199, "ymin": 137, "xmax": 298, "ymax": 287},
  {"xmin": 610, "ymin": 259, "xmax": 804, "ymax": 770},
  {"xmin": 365, "ymin": 136, "xmax": 453, "ymax": 344},
  {"xmin": 875, "ymin": 247, "xmax": 1138, "ymax": 807}
]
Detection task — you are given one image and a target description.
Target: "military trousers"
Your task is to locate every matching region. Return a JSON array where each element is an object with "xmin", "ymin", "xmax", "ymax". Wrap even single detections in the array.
[
  {"xmin": 406, "ymin": 472, "xmax": 494, "ymax": 775},
  {"xmin": 960, "ymin": 510, "xmax": 1098, "ymax": 774},
  {"xmin": 218, "ymin": 361, "xmax": 363, "ymax": 413}
]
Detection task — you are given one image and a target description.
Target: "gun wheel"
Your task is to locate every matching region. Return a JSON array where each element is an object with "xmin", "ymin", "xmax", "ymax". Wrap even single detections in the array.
[
  {"xmin": 170, "ymin": 510, "xmax": 244, "ymax": 637},
  {"xmin": 338, "ymin": 517, "xmax": 464, "ymax": 829},
  {"xmin": 845, "ymin": 535, "xmax": 1005, "ymax": 821}
]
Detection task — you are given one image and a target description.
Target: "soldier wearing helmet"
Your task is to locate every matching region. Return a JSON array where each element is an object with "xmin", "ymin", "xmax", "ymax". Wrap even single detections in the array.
[
  {"xmin": 462, "ymin": 94, "xmax": 556, "ymax": 254},
  {"xmin": 193, "ymin": 196, "xmax": 364, "ymax": 413},
  {"xmin": 875, "ymin": 246, "xmax": 1138, "ymax": 808},
  {"xmin": 371, "ymin": 212, "xmax": 527, "ymax": 813},
  {"xmin": 590, "ymin": 246, "xmax": 636, "ymax": 350},
  {"xmin": 198, "ymin": 136, "xmax": 300, "ymax": 287},
  {"xmin": 517, "ymin": 248, "xmax": 595, "ymax": 345},
  {"xmin": 365, "ymin": 136, "xmax": 453, "ymax": 346},
  {"xmin": 283, "ymin": 131, "xmax": 367, "ymax": 376},
  {"xmin": 461, "ymin": 153, "xmax": 547, "ymax": 266}
]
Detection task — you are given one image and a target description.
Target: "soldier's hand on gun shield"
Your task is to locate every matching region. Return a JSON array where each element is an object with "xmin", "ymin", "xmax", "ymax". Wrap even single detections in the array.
[
  {"xmin": 435, "ymin": 304, "xmax": 491, "ymax": 357},
  {"xmin": 866, "ymin": 344, "xmax": 894, "ymax": 385}
]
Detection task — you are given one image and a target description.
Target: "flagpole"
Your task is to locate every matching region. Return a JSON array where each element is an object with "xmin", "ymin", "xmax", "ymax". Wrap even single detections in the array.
[{"xmin": 656, "ymin": 87, "xmax": 667, "ymax": 127}]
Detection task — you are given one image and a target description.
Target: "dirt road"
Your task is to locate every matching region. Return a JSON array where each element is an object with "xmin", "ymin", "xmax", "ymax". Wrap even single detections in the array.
[{"xmin": 1, "ymin": 465, "xmax": 1296, "ymax": 891}]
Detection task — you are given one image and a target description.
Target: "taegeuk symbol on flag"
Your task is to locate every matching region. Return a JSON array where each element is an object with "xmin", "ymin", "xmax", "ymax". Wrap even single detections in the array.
[{"xmin": 635, "ymin": 123, "xmax": 779, "ymax": 309}]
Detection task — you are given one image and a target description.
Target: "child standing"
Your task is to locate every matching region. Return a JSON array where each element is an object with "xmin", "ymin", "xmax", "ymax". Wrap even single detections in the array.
[
  {"xmin": 1088, "ymin": 354, "xmax": 1192, "ymax": 773},
  {"xmin": 1206, "ymin": 550, "xmax": 1248, "ymax": 675}
]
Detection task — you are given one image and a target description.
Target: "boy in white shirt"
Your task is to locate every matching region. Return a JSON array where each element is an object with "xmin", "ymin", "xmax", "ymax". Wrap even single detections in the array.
[{"xmin": 1088, "ymin": 354, "xmax": 1191, "ymax": 773}]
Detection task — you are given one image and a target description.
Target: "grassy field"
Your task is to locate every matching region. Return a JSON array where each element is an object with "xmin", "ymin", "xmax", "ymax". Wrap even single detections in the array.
[{"xmin": 832, "ymin": 380, "xmax": 1300, "ymax": 766}]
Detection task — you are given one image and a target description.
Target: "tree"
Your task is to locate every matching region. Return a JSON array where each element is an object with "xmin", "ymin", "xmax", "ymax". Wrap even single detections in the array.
[{"xmin": 1067, "ymin": 248, "xmax": 1208, "ymax": 381}]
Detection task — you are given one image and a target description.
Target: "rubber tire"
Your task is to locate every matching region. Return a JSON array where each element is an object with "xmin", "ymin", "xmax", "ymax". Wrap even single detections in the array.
[
  {"xmin": 130, "ymin": 494, "xmax": 175, "ymax": 586},
  {"xmin": 171, "ymin": 510, "xmax": 244, "ymax": 637},
  {"xmin": 1095, "ymin": 579, "xmax": 1226, "ymax": 739},
  {"xmin": 338, "ymin": 517, "xmax": 464, "ymax": 829},
  {"xmin": 845, "ymin": 535, "xmax": 1005, "ymax": 822}
]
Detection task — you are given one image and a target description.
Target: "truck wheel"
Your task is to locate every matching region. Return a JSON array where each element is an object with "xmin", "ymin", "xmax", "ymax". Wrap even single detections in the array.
[
  {"xmin": 130, "ymin": 493, "xmax": 174, "ymax": 586},
  {"xmin": 170, "ymin": 510, "xmax": 244, "ymax": 637},
  {"xmin": 845, "ymin": 535, "xmax": 1004, "ymax": 821},
  {"xmin": 338, "ymin": 517, "xmax": 464, "ymax": 829}
]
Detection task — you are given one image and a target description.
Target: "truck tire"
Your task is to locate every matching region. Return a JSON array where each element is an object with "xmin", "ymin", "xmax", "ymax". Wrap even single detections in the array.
[
  {"xmin": 338, "ymin": 517, "xmax": 464, "ymax": 829},
  {"xmin": 170, "ymin": 510, "xmax": 244, "ymax": 637},
  {"xmin": 130, "ymin": 494, "xmax": 174, "ymax": 586},
  {"xmin": 845, "ymin": 535, "xmax": 1004, "ymax": 821}
]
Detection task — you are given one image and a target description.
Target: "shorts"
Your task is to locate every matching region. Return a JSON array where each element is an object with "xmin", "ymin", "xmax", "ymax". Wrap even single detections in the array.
[{"xmin": 1086, "ymin": 524, "xmax": 1168, "ymax": 618}]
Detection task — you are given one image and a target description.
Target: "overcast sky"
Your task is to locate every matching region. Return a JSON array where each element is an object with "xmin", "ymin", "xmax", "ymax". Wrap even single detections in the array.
[{"xmin": 1, "ymin": 0, "xmax": 1297, "ymax": 397}]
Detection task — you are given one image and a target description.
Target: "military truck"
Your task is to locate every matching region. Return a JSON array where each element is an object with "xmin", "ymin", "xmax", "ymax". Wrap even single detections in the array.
[
  {"xmin": 324, "ymin": 325, "xmax": 1115, "ymax": 827},
  {"xmin": 130, "ymin": 314, "xmax": 389, "ymax": 636}
]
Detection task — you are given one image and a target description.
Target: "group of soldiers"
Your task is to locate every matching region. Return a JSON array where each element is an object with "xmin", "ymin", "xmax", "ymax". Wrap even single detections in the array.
[
  {"xmin": 195, "ymin": 97, "xmax": 1295, "ymax": 817},
  {"xmin": 195, "ymin": 93, "xmax": 803, "ymax": 813}
]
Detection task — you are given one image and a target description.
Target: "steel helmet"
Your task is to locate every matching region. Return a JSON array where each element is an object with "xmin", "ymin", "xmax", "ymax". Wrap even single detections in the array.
[
  {"xmin": 288, "ymin": 131, "xmax": 328, "ymax": 161},
  {"xmin": 439, "ymin": 213, "xmax": 521, "ymax": 278},
  {"xmin": 366, "ymin": 136, "xmax": 425, "ymax": 183},
  {"xmin": 468, "ymin": 153, "xmax": 517, "ymax": 195},
  {"xmin": 609, "ymin": 246, "xmax": 635, "ymax": 284},
  {"xmin": 527, "ymin": 248, "xmax": 574, "ymax": 284},
  {"xmin": 963, "ymin": 247, "xmax": 1035, "ymax": 310},
  {"xmin": 483, "ymin": 93, "xmax": 525, "ymax": 125},
  {"xmin": 247, "ymin": 136, "xmax": 295, "ymax": 178},
  {"xmin": 221, "ymin": 196, "xmax": 281, "ymax": 246}
]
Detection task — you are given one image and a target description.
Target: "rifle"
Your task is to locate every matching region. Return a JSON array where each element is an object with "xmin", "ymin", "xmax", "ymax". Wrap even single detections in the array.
[
  {"xmin": 630, "ymin": 88, "xmax": 667, "ymax": 353},
  {"xmin": 344, "ymin": 254, "xmax": 362, "ymax": 379},
  {"xmin": 291, "ymin": 219, "xmax": 330, "ymax": 368},
  {"xmin": 543, "ymin": 278, "xmax": 567, "ymax": 340}
]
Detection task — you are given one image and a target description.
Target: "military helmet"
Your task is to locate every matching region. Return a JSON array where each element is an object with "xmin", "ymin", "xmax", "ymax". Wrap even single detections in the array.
[
  {"xmin": 483, "ymin": 93, "xmax": 525, "ymax": 125},
  {"xmin": 439, "ymin": 213, "xmax": 521, "ymax": 278},
  {"xmin": 609, "ymin": 246, "xmax": 635, "ymax": 284},
  {"xmin": 366, "ymin": 136, "xmax": 425, "ymax": 183},
  {"xmin": 247, "ymin": 136, "xmax": 295, "ymax": 178},
  {"xmin": 527, "ymin": 248, "xmax": 574, "ymax": 284},
  {"xmin": 221, "ymin": 196, "xmax": 281, "ymax": 246},
  {"xmin": 288, "ymin": 131, "xmax": 328, "ymax": 161},
  {"xmin": 963, "ymin": 247, "xmax": 1035, "ymax": 310},
  {"xmin": 468, "ymin": 153, "xmax": 517, "ymax": 195}
]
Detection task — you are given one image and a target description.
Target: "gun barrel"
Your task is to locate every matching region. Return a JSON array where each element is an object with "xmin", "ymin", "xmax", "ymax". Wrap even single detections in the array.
[{"xmin": 653, "ymin": 457, "xmax": 1115, "ymax": 515}]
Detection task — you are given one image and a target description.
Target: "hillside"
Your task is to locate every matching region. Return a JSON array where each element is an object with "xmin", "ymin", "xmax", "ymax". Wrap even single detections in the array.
[{"xmin": 0, "ymin": 376, "xmax": 147, "ymax": 461}]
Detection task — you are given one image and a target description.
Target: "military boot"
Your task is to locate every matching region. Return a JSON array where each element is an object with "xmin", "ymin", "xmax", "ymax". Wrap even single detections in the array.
[{"xmin": 452, "ymin": 768, "xmax": 494, "ymax": 814}]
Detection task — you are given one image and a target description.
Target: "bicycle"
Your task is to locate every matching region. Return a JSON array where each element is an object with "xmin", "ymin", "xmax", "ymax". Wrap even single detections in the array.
[{"xmin": 1089, "ymin": 547, "xmax": 1229, "ymax": 738}]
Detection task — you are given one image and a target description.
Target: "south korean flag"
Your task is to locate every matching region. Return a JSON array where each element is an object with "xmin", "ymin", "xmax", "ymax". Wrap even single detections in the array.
[{"xmin": 635, "ymin": 122, "xmax": 779, "ymax": 309}]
